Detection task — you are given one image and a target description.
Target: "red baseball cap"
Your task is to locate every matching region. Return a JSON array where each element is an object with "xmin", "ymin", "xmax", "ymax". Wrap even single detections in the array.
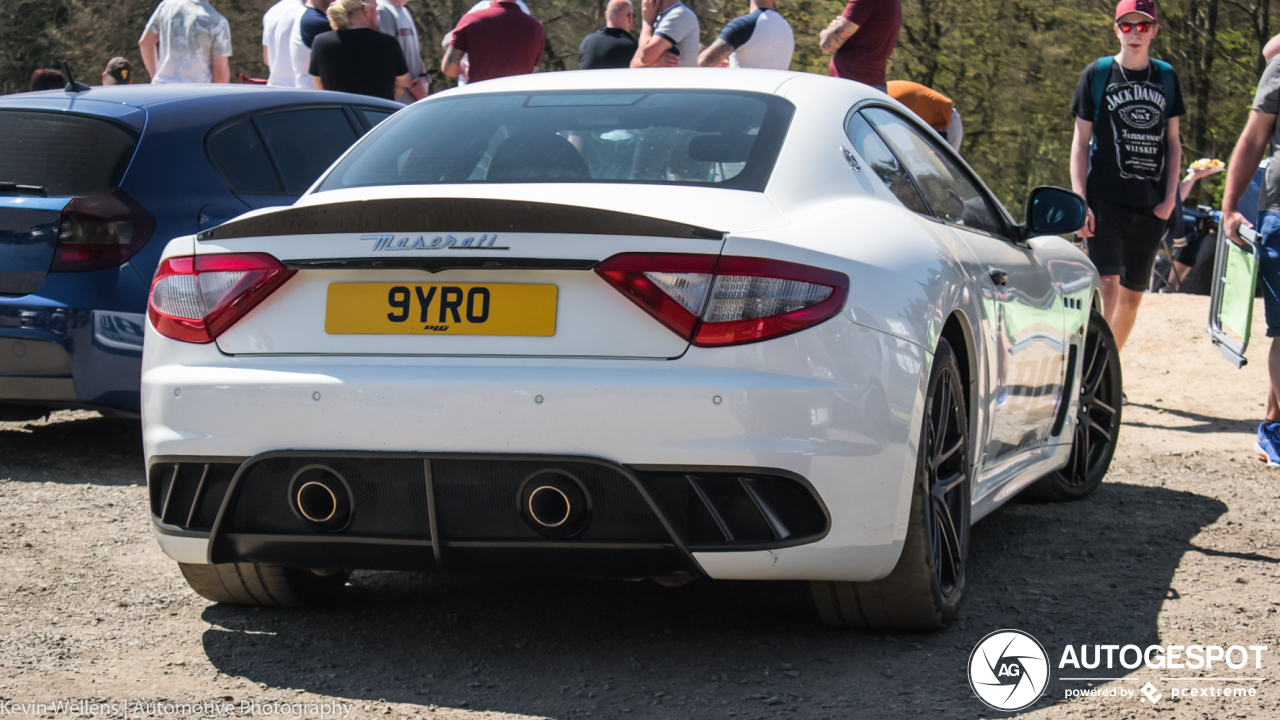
[{"xmin": 1116, "ymin": 0, "xmax": 1157, "ymax": 21}]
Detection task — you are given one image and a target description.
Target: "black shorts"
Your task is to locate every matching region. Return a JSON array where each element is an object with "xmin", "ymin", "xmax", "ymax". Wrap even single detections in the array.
[{"xmin": 1086, "ymin": 200, "xmax": 1166, "ymax": 292}]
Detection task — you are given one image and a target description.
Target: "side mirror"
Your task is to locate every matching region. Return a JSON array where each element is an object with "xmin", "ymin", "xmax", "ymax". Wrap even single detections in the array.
[{"xmin": 1022, "ymin": 186, "xmax": 1086, "ymax": 239}]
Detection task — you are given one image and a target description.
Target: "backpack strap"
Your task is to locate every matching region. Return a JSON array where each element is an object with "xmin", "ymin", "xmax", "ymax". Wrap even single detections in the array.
[
  {"xmin": 1152, "ymin": 58, "xmax": 1175, "ymax": 116},
  {"xmin": 1090, "ymin": 56, "xmax": 1114, "ymax": 125}
]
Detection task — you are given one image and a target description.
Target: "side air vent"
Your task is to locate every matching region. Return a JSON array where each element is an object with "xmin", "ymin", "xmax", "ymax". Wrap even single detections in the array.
[
  {"xmin": 149, "ymin": 462, "xmax": 240, "ymax": 531},
  {"xmin": 641, "ymin": 471, "xmax": 828, "ymax": 550}
]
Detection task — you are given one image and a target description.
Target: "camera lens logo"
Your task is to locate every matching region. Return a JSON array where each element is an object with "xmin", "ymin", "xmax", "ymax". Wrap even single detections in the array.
[{"xmin": 968, "ymin": 629, "xmax": 1050, "ymax": 711}]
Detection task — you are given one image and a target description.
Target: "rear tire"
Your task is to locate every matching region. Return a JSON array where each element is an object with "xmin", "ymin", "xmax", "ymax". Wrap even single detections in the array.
[
  {"xmin": 811, "ymin": 339, "xmax": 970, "ymax": 631},
  {"xmin": 178, "ymin": 562, "xmax": 348, "ymax": 607},
  {"xmin": 1025, "ymin": 310, "xmax": 1122, "ymax": 502}
]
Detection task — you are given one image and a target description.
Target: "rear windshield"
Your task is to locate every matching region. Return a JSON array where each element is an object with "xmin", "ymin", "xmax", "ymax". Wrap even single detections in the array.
[
  {"xmin": 317, "ymin": 91, "xmax": 794, "ymax": 193},
  {"xmin": 0, "ymin": 111, "xmax": 139, "ymax": 196}
]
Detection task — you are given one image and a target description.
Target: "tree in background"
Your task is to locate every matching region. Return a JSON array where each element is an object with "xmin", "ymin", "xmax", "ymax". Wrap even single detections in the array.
[{"xmin": 0, "ymin": 0, "xmax": 1272, "ymax": 214}]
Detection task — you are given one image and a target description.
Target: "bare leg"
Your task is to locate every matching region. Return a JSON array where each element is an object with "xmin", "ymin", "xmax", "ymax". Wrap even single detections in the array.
[{"xmin": 1099, "ymin": 276, "xmax": 1144, "ymax": 352}]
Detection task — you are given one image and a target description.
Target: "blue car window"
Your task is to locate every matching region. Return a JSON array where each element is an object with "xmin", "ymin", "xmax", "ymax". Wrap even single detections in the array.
[
  {"xmin": 0, "ymin": 111, "xmax": 138, "ymax": 196},
  {"xmin": 206, "ymin": 120, "xmax": 282, "ymax": 194},
  {"xmin": 254, "ymin": 108, "xmax": 360, "ymax": 194},
  {"xmin": 360, "ymin": 108, "xmax": 395, "ymax": 128}
]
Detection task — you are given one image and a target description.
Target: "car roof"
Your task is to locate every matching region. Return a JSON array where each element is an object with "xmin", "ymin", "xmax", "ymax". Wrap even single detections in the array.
[
  {"xmin": 438, "ymin": 68, "xmax": 879, "ymax": 101},
  {"xmin": 0, "ymin": 84, "xmax": 401, "ymax": 113}
]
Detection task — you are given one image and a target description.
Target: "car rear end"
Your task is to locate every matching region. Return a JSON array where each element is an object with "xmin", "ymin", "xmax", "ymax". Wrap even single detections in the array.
[
  {"xmin": 142, "ymin": 80, "xmax": 926, "ymax": 585},
  {"xmin": 0, "ymin": 100, "xmax": 153, "ymax": 411}
]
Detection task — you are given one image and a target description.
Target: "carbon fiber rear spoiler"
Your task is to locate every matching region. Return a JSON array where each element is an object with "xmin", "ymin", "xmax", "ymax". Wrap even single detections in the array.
[{"xmin": 196, "ymin": 197, "xmax": 726, "ymax": 242}]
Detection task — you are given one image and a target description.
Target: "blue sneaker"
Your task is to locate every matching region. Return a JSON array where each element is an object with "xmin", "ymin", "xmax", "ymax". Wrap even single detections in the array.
[{"xmin": 1257, "ymin": 422, "xmax": 1280, "ymax": 467}]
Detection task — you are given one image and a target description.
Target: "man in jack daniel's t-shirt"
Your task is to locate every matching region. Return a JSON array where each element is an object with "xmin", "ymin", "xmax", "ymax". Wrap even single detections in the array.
[{"xmin": 1069, "ymin": 0, "xmax": 1185, "ymax": 356}]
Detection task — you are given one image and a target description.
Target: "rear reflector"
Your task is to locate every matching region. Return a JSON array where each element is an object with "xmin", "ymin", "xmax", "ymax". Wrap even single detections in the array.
[
  {"xmin": 148, "ymin": 253, "xmax": 295, "ymax": 343},
  {"xmin": 595, "ymin": 253, "xmax": 848, "ymax": 347}
]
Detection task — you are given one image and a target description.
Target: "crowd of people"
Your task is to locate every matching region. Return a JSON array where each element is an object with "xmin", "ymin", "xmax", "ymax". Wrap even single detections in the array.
[{"xmin": 24, "ymin": 0, "xmax": 1280, "ymax": 468}]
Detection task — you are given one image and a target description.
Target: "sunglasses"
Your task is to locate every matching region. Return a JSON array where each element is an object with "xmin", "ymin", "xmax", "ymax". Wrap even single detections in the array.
[{"xmin": 1115, "ymin": 21, "xmax": 1155, "ymax": 33}]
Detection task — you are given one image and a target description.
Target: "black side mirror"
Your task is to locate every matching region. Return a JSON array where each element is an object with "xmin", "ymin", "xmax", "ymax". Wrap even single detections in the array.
[{"xmin": 1023, "ymin": 186, "xmax": 1086, "ymax": 239}]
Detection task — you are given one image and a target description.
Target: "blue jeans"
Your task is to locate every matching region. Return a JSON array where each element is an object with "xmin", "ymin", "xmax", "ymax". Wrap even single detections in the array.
[{"xmin": 1257, "ymin": 211, "xmax": 1280, "ymax": 336}]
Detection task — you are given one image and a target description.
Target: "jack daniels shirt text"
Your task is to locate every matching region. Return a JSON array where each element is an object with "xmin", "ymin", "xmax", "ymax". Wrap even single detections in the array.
[{"xmin": 1070, "ymin": 58, "xmax": 1186, "ymax": 207}]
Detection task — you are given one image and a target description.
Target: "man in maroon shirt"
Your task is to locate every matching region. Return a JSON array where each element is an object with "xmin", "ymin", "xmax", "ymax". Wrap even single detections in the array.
[
  {"xmin": 441, "ymin": 0, "xmax": 544, "ymax": 83},
  {"xmin": 818, "ymin": 0, "xmax": 900, "ymax": 91}
]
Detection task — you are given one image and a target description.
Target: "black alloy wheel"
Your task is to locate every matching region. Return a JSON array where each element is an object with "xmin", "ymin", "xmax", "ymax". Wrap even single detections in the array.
[
  {"xmin": 926, "ymin": 357, "xmax": 969, "ymax": 603},
  {"xmin": 811, "ymin": 339, "xmax": 970, "ymax": 630},
  {"xmin": 1027, "ymin": 310, "xmax": 1122, "ymax": 501}
]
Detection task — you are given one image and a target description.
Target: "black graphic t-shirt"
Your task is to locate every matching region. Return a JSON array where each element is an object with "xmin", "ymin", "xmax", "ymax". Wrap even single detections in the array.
[{"xmin": 1070, "ymin": 58, "xmax": 1186, "ymax": 207}]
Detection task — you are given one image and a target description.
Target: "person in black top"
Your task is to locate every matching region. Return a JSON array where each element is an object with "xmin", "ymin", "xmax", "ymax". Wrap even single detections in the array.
[
  {"xmin": 310, "ymin": 0, "xmax": 410, "ymax": 100},
  {"xmin": 578, "ymin": 0, "xmax": 638, "ymax": 69},
  {"xmin": 1069, "ymin": 0, "xmax": 1184, "ymax": 355}
]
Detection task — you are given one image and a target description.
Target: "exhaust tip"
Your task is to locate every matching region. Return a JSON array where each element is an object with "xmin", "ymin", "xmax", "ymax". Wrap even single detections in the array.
[
  {"xmin": 519, "ymin": 470, "xmax": 590, "ymax": 538},
  {"xmin": 289, "ymin": 465, "xmax": 353, "ymax": 532}
]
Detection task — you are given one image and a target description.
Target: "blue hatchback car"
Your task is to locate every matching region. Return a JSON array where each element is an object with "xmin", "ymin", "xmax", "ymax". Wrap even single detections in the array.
[{"xmin": 0, "ymin": 85, "xmax": 401, "ymax": 414}]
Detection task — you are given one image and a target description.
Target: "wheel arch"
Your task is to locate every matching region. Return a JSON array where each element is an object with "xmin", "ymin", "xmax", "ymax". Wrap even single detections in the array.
[{"xmin": 938, "ymin": 310, "xmax": 976, "ymax": 419}]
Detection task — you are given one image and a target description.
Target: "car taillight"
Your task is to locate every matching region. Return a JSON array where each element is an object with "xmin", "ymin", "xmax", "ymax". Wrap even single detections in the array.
[
  {"xmin": 49, "ymin": 190, "xmax": 155, "ymax": 272},
  {"xmin": 595, "ymin": 253, "xmax": 849, "ymax": 347},
  {"xmin": 148, "ymin": 253, "xmax": 296, "ymax": 343}
]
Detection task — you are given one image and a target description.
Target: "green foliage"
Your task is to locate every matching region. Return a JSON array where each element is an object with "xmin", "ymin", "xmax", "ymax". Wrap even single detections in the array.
[{"xmin": 0, "ymin": 0, "xmax": 1271, "ymax": 214}]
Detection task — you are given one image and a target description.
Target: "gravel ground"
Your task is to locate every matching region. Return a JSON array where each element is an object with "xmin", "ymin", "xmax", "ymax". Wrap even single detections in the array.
[{"xmin": 1, "ymin": 294, "xmax": 1278, "ymax": 719}]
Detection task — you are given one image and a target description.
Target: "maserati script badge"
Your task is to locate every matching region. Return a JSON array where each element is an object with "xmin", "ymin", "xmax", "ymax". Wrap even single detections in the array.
[{"xmin": 361, "ymin": 234, "xmax": 509, "ymax": 251}]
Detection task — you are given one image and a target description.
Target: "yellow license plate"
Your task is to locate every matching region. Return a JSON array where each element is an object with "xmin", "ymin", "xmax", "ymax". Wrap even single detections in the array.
[{"xmin": 325, "ymin": 283, "xmax": 557, "ymax": 336}]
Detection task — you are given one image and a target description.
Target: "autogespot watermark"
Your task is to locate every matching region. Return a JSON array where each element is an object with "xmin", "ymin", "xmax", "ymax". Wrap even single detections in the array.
[
  {"xmin": 967, "ymin": 629, "xmax": 1269, "ymax": 710},
  {"xmin": 0, "ymin": 699, "xmax": 353, "ymax": 718}
]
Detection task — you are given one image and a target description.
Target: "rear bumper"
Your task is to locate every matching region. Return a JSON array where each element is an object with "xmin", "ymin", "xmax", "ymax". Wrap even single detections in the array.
[
  {"xmin": 142, "ymin": 313, "xmax": 931, "ymax": 582},
  {"xmin": 0, "ymin": 266, "xmax": 149, "ymax": 413}
]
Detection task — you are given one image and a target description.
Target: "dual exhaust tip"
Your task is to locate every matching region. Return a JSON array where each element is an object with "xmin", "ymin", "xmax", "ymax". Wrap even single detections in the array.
[{"xmin": 288, "ymin": 464, "xmax": 592, "ymax": 538}]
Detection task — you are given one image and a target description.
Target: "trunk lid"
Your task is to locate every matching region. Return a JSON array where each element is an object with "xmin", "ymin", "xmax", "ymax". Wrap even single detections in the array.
[
  {"xmin": 0, "ymin": 196, "xmax": 67, "ymax": 296},
  {"xmin": 197, "ymin": 190, "xmax": 779, "ymax": 358}
]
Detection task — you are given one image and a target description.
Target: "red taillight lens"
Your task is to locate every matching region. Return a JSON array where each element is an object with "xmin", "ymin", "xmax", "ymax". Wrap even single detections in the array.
[
  {"xmin": 148, "ymin": 253, "xmax": 296, "ymax": 343},
  {"xmin": 50, "ymin": 190, "xmax": 155, "ymax": 272},
  {"xmin": 595, "ymin": 253, "xmax": 849, "ymax": 347}
]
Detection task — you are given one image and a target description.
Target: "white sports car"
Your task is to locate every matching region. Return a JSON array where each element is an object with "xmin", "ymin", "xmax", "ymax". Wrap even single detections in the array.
[{"xmin": 142, "ymin": 69, "xmax": 1120, "ymax": 630}]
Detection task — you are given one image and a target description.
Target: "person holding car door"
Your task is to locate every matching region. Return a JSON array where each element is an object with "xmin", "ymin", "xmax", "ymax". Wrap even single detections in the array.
[{"xmin": 1069, "ymin": 0, "xmax": 1184, "ymax": 356}]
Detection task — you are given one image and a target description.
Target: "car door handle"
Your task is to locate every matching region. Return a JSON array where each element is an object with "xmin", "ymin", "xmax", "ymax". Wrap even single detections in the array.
[{"xmin": 989, "ymin": 268, "xmax": 1008, "ymax": 286}]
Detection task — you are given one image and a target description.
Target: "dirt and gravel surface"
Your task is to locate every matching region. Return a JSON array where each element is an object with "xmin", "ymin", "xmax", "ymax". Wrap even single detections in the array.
[{"xmin": 2, "ymin": 294, "xmax": 1279, "ymax": 719}]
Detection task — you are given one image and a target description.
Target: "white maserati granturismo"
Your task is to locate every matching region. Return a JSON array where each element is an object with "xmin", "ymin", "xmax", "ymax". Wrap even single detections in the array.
[{"xmin": 141, "ymin": 69, "xmax": 1120, "ymax": 630}]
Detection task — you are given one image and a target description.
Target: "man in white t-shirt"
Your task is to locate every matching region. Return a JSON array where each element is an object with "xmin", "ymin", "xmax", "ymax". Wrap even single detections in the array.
[
  {"xmin": 263, "ymin": 0, "xmax": 308, "ymax": 86},
  {"xmin": 377, "ymin": 0, "xmax": 430, "ymax": 102},
  {"xmin": 139, "ymin": 0, "xmax": 233, "ymax": 84},
  {"xmin": 631, "ymin": 0, "xmax": 697, "ymax": 68},
  {"xmin": 697, "ymin": 0, "xmax": 793, "ymax": 69}
]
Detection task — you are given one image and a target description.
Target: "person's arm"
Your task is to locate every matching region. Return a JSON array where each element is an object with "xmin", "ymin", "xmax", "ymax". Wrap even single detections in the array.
[
  {"xmin": 1265, "ymin": 33, "xmax": 1280, "ymax": 64},
  {"xmin": 1178, "ymin": 165, "xmax": 1224, "ymax": 200},
  {"xmin": 263, "ymin": 45, "xmax": 271, "ymax": 66},
  {"xmin": 212, "ymin": 56, "xmax": 231, "ymax": 83},
  {"xmin": 1222, "ymin": 110, "xmax": 1276, "ymax": 242},
  {"xmin": 408, "ymin": 76, "xmax": 429, "ymax": 100},
  {"xmin": 138, "ymin": 30, "xmax": 160, "ymax": 79},
  {"xmin": 312, "ymin": 76, "xmax": 324, "ymax": 89},
  {"xmin": 1070, "ymin": 117, "xmax": 1095, "ymax": 237},
  {"xmin": 631, "ymin": 0, "xmax": 673, "ymax": 67},
  {"xmin": 819, "ymin": 16, "xmax": 858, "ymax": 53},
  {"xmin": 1154, "ymin": 116, "xmax": 1181, "ymax": 220},
  {"xmin": 697, "ymin": 38, "xmax": 734, "ymax": 67},
  {"xmin": 441, "ymin": 46, "xmax": 465, "ymax": 77}
]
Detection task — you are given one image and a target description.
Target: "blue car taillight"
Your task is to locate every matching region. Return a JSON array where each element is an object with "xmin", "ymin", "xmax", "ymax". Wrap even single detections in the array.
[{"xmin": 49, "ymin": 189, "xmax": 154, "ymax": 272}]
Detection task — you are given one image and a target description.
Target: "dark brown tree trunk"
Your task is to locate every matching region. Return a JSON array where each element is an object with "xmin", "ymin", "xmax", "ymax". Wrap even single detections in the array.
[{"xmin": 1191, "ymin": 0, "xmax": 1219, "ymax": 157}]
